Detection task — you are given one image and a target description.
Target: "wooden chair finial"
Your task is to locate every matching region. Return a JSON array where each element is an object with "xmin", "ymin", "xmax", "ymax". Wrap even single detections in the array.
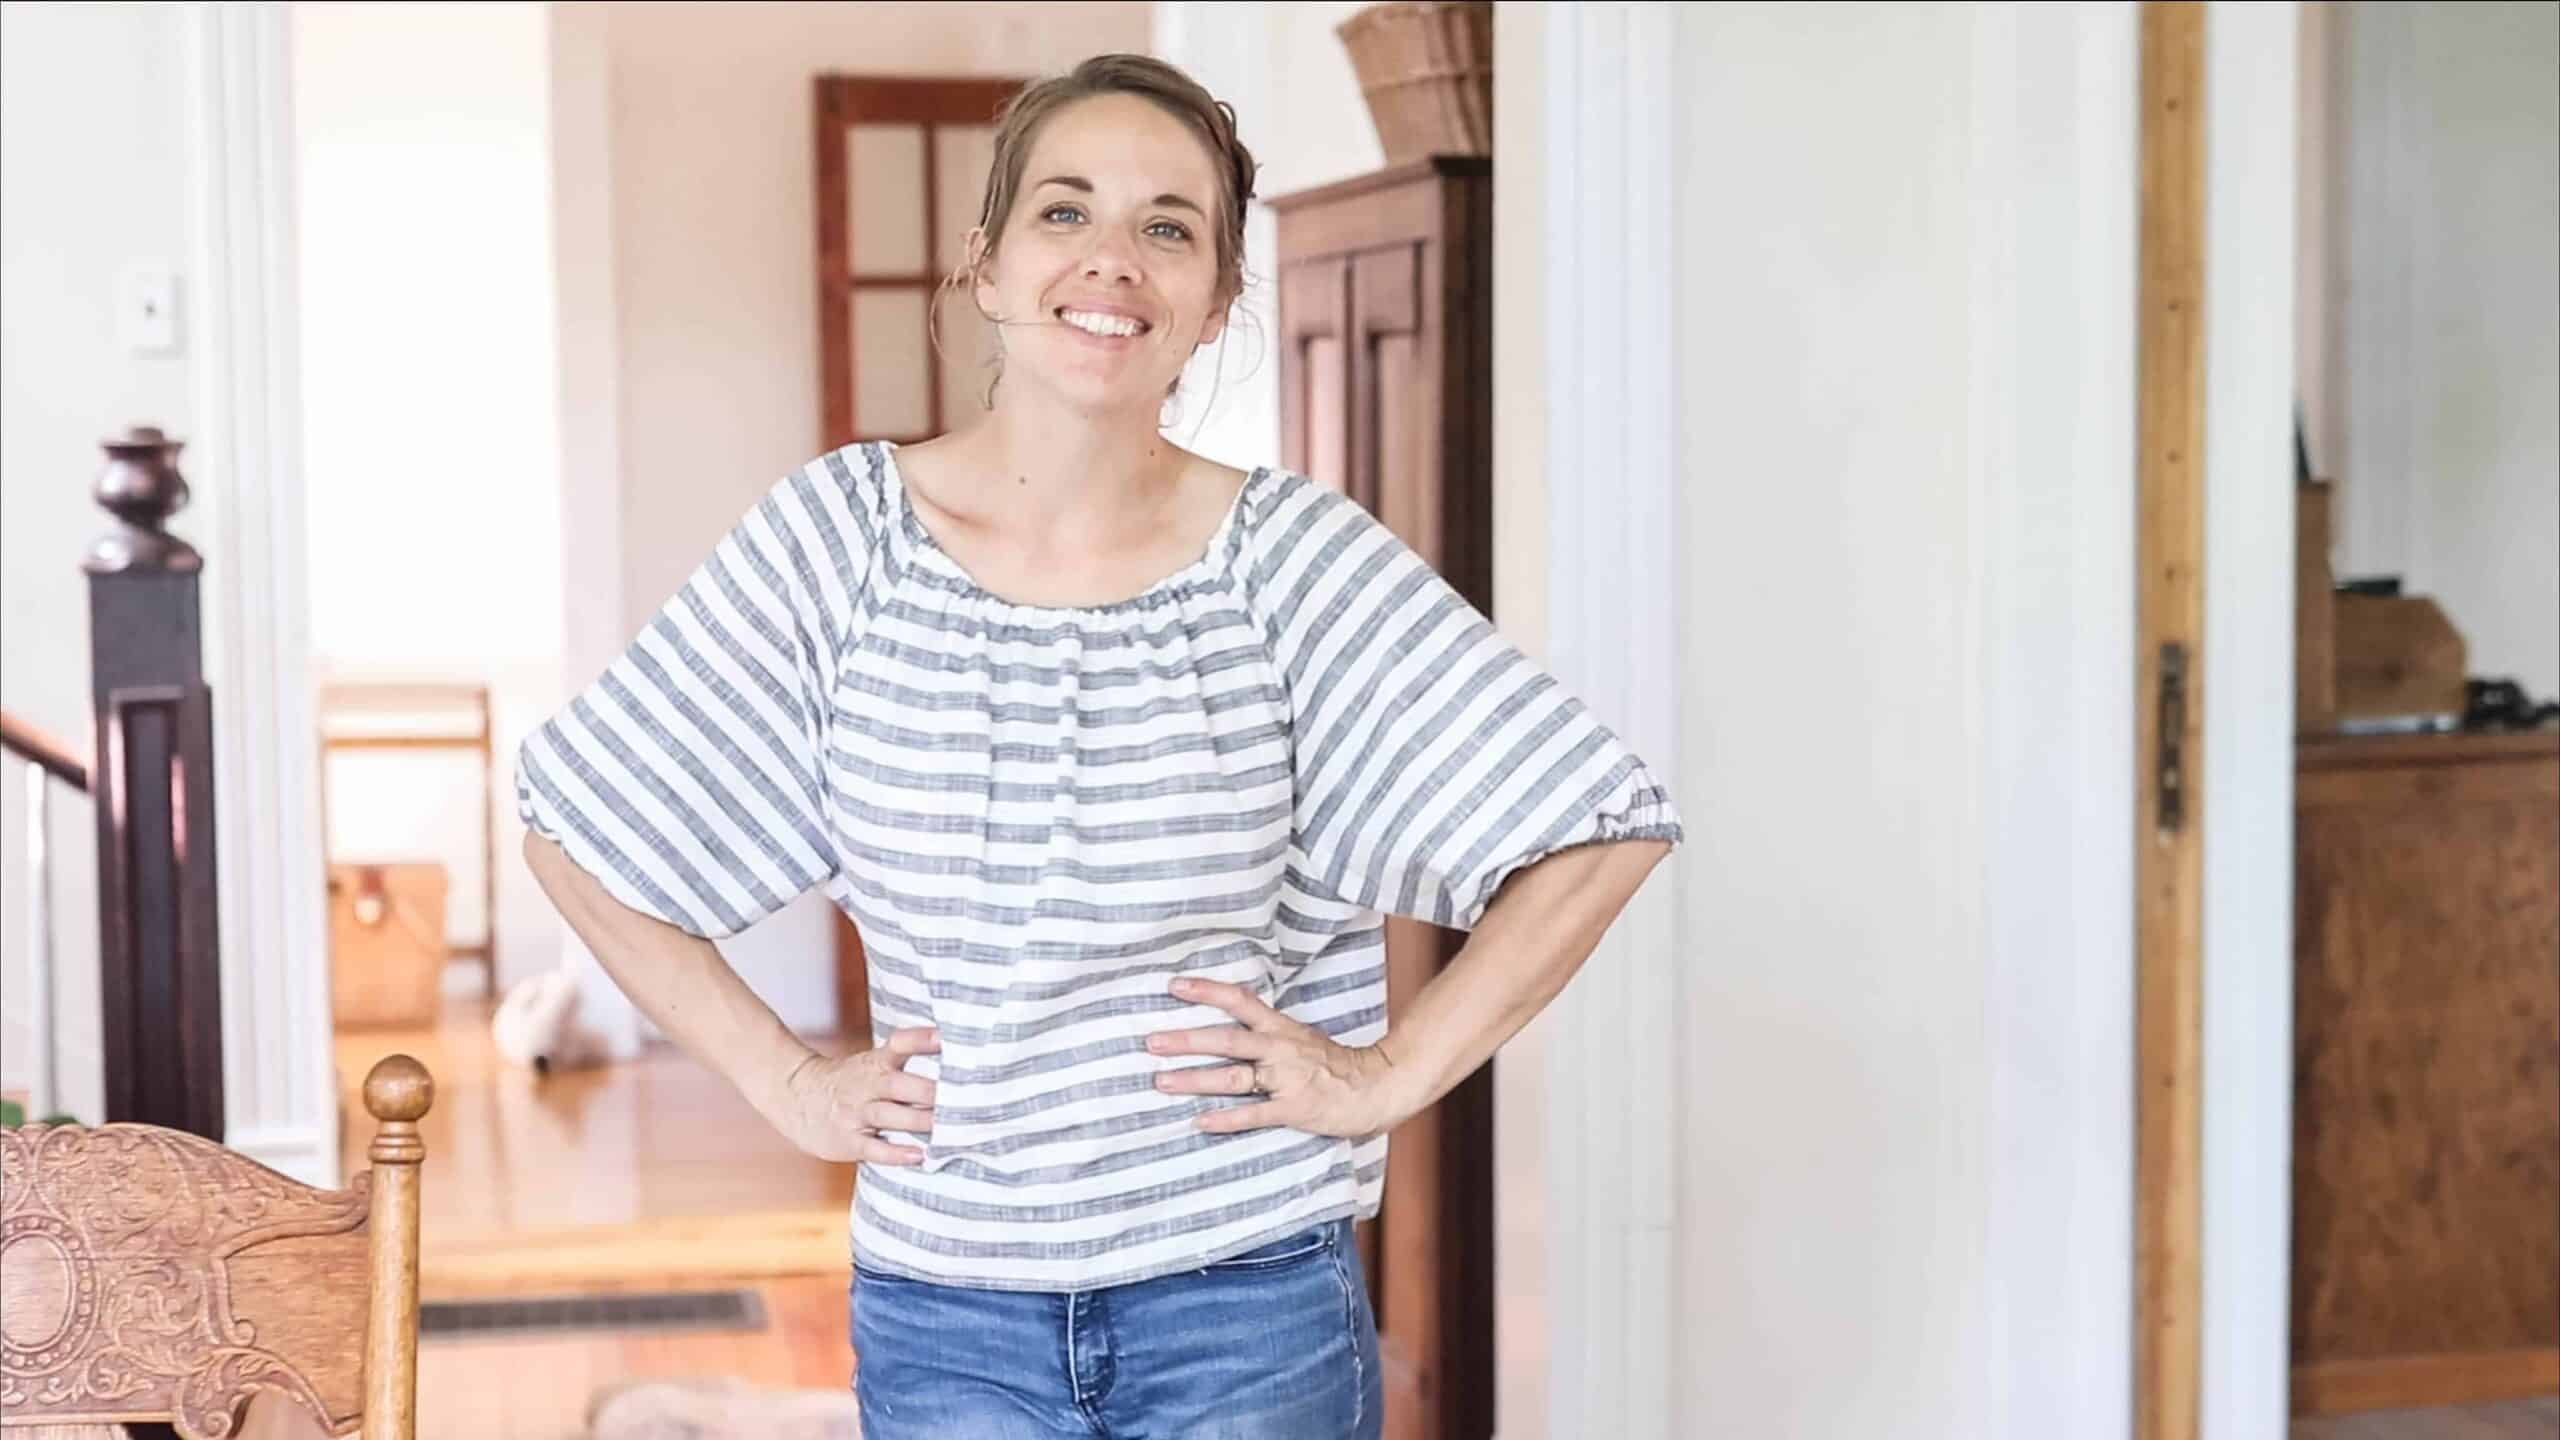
[
  {"xmin": 358, "ymin": 1053, "xmax": 430, "ymax": 1440},
  {"xmin": 363, "ymin": 1053, "xmax": 434, "ymax": 1126}
]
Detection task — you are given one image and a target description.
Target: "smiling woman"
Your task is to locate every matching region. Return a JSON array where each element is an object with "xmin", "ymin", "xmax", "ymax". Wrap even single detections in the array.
[{"xmin": 516, "ymin": 52, "xmax": 1682, "ymax": 1440}]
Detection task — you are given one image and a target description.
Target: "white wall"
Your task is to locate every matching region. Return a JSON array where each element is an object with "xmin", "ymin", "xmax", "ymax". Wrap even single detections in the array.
[
  {"xmin": 1153, "ymin": 1, "xmax": 1385, "ymax": 472},
  {"xmin": 0, "ymin": 1, "xmax": 200, "ymax": 1123},
  {"xmin": 293, "ymin": 1, "xmax": 565, "ymax": 1000},
  {"xmin": 1670, "ymin": 6, "xmax": 2000, "ymax": 1430},
  {"xmin": 587, "ymin": 1, "xmax": 1152, "ymax": 1037},
  {"xmin": 1977, "ymin": 6, "xmax": 2143, "ymax": 1432},
  {"xmin": 2330, "ymin": 0, "xmax": 2560, "ymax": 700},
  {"xmin": 1489, "ymin": 3, "xmax": 2157, "ymax": 1436}
]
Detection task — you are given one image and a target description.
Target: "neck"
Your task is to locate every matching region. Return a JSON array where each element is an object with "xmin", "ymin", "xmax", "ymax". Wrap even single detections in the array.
[{"xmin": 945, "ymin": 386, "xmax": 1182, "ymax": 528}]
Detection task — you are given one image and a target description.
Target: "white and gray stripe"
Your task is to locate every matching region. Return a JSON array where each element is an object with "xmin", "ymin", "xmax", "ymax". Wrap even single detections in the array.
[{"xmin": 517, "ymin": 440, "xmax": 1682, "ymax": 1291}]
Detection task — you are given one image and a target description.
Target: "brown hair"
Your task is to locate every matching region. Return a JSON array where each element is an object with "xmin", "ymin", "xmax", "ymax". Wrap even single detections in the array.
[{"xmin": 934, "ymin": 54, "xmax": 1260, "ymax": 412}]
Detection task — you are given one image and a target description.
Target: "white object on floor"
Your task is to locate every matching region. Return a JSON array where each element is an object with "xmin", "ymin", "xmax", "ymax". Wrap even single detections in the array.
[
  {"xmin": 587, "ymin": 1378, "xmax": 858, "ymax": 1440},
  {"xmin": 491, "ymin": 964, "xmax": 610, "ymax": 1074}
]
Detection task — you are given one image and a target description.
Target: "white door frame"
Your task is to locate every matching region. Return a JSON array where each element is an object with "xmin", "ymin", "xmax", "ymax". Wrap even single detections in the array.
[
  {"xmin": 1491, "ymin": 2, "xmax": 1686, "ymax": 1435},
  {"xmin": 184, "ymin": 0, "xmax": 338, "ymax": 1186},
  {"xmin": 2197, "ymin": 5, "xmax": 2300, "ymax": 1436}
]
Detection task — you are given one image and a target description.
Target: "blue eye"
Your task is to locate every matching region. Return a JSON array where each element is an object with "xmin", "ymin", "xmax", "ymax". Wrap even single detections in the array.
[
  {"xmin": 1145, "ymin": 219, "xmax": 1193, "ymax": 242},
  {"xmin": 1041, "ymin": 203, "xmax": 1085, "ymax": 225}
]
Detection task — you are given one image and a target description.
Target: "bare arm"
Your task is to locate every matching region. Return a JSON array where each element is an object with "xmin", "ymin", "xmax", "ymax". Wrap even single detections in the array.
[
  {"xmin": 522, "ymin": 831, "xmax": 937, "ymax": 1162},
  {"xmin": 1152, "ymin": 836, "xmax": 1676, "ymax": 1136},
  {"xmin": 1372, "ymin": 835, "xmax": 1676, "ymax": 1120}
]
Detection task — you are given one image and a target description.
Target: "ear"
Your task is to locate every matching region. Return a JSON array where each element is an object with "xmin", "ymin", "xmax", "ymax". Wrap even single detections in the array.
[
  {"xmin": 964, "ymin": 226, "xmax": 994, "ymax": 300},
  {"xmin": 1195, "ymin": 294, "xmax": 1231, "ymax": 351}
]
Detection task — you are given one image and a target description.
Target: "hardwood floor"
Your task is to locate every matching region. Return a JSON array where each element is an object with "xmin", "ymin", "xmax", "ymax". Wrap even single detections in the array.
[
  {"xmin": 314, "ymin": 998, "xmax": 860, "ymax": 1437},
  {"xmin": 406, "ymin": 1275, "xmax": 851, "ymax": 1440},
  {"xmin": 332, "ymin": 997, "xmax": 851, "ymax": 1253},
  {"xmin": 242, "ymin": 1273, "xmax": 850, "ymax": 1440},
  {"xmin": 2293, "ymin": 1396, "xmax": 2560, "ymax": 1440}
]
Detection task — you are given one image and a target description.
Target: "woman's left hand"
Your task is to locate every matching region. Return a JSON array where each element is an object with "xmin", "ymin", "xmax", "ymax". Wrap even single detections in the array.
[{"xmin": 1146, "ymin": 976, "xmax": 1413, "ymax": 1139}]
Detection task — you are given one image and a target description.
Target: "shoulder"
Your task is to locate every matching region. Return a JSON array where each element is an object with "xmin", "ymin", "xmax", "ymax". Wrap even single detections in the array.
[
  {"xmin": 695, "ymin": 444, "xmax": 898, "ymax": 632},
  {"xmin": 1234, "ymin": 465, "xmax": 1375, "ymax": 556},
  {"xmin": 1233, "ymin": 469, "xmax": 1438, "ymax": 652},
  {"xmin": 749, "ymin": 441, "xmax": 896, "ymax": 561},
  {"xmin": 1235, "ymin": 468, "xmax": 1413, "ymax": 580},
  {"xmin": 804, "ymin": 441, "xmax": 895, "ymax": 521}
]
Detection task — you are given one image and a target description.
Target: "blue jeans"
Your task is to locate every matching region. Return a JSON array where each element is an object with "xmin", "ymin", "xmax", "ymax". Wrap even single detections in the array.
[{"xmin": 851, "ymin": 1218, "xmax": 1383, "ymax": 1439}]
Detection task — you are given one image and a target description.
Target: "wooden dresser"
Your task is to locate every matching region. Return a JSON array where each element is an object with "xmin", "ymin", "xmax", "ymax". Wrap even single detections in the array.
[
  {"xmin": 1270, "ymin": 155, "xmax": 1493, "ymax": 1440},
  {"xmin": 2291, "ymin": 729, "xmax": 2560, "ymax": 1413}
]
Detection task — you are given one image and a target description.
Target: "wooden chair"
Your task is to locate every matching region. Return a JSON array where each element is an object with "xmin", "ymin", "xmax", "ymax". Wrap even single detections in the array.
[{"xmin": 1, "ymin": 1056, "xmax": 433, "ymax": 1440}]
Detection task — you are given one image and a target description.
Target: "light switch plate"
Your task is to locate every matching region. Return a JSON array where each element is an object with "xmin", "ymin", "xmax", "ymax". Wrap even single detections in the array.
[{"xmin": 117, "ymin": 262, "xmax": 180, "ymax": 353}]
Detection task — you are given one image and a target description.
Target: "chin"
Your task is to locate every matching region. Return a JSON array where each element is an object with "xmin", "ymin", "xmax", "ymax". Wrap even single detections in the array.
[{"xmin": 1019, "ymin": 362, "xmax": 1183, "ymax": 421}]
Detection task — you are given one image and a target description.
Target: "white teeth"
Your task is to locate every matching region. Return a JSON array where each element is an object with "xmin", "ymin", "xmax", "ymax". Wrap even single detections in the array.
[{"xmin": 1059, "ymin": 308, "xmax": 1145, "ymax": 338}]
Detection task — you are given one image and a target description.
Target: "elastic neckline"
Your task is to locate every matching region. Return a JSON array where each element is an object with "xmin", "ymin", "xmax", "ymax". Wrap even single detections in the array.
[{"xmin": 877, "ymin": 440, "xmax": 1262, "ymax": 618}]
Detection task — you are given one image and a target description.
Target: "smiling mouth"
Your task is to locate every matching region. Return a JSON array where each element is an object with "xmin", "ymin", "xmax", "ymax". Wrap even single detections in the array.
[{"xmin": 1055, "ymin": 307, "xmax": 1152, "ymax": 338}]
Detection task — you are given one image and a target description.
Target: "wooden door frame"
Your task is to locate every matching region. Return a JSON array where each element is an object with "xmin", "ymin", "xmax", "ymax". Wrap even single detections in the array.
[
  {"xmin": 2135, "ymin": 7, "xmax": 2208, "ymax": 1437},
  {"xmin": 2137, "ymin": 5, "xmax": 2305, "ymax": 1437}
]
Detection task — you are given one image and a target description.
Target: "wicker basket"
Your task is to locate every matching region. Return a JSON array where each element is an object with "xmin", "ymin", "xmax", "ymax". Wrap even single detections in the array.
[{"xmin": 1336, "ymin": 1, "xmax": 1494, "ymax": 163}]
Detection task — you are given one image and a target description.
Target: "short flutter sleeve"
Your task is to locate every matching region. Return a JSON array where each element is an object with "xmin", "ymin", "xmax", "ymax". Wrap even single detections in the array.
[
  {"xmin": 1252, "ymin": 477, "xmax": 1684, "ymax": 930},
  {"xmin": 515, "ymin": 453, "xmax": 881, "ymax": 938}
]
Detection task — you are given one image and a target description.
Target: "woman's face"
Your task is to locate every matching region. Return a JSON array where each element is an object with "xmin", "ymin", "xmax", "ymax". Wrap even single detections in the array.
[{"xmin": 973, "ymin": 93, "xmax": 1231, "ymax": 418}]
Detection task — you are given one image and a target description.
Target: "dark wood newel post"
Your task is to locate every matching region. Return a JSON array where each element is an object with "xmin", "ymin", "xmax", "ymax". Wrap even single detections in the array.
[{"xmin": 84, "ymin": 424, "xmax": 225, "ymax": 1140}]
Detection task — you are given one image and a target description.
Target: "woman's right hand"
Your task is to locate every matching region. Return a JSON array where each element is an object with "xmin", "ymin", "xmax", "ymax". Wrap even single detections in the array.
[{"xmin": 763, "ymin": 1026, "xmax": 941, "ymax": 1164}]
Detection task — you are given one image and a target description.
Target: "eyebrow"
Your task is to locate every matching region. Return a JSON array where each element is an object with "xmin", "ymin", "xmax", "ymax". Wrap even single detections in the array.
[{"xmin": 1032, "ymin": 175, "xmax": 1205, "ymax": 217}]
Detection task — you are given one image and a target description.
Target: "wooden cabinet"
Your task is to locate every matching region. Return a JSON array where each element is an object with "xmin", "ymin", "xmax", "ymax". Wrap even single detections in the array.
[
  {"xmin": 2291, "ymin": 731, "xmax": 2560, "ymax": 1414},
  {"xmin": 1270, "ymin": 155, "xmax": 1493, "ymax": 1440}
]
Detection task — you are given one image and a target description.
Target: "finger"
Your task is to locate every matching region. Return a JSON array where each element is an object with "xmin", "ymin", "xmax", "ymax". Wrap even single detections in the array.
[
  {"xmin": 1145, "ymin": 1025, "xmax": 1273, "ymax": 1061},
  {"xmin": 1195, "ymin": 1100, "xmax": 1286, "ymax": 1134},
  {"xmin": 857, "ymin": 1135, "xmax": 927, "ymax": 1166},
  {"xmin": 1170, "ymin": 977, "xmax": 1291, "ymax": 1033},
  {"xmin": 880, "ymin": 1071, "xmax": 939, "ymax": 1108},
  {"xmin": 1154, "ymin": 1063, "xmax": 1260, "ymax": 1097},
  {"xmin": 883, "ymin": 1026, "xmax": 942, "ymax": 1060},
  {"xmin": 863, "ymin": 1101, "xmax": 936, "ymax": 1132}
]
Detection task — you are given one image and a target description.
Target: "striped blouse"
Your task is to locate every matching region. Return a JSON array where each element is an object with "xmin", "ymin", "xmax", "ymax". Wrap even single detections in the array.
[{"xmin": 515, "ymin": 440, "xmax": 1684, "ymax": 1291}]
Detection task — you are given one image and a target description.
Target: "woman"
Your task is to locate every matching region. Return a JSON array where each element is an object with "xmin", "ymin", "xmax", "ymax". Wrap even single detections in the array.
[{"xmin": 519, "ymin": 53, "xmax": 1681, "ymax": 1440}]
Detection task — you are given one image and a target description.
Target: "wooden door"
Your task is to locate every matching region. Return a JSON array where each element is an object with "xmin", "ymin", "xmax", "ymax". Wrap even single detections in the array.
[{"xmin": 1272, "ymin": 156, "xmax": 1496, "ymax": 1440}]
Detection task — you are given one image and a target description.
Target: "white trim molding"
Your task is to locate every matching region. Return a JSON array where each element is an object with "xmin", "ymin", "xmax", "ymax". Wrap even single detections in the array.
[
  {"xmin": 1500, "ymin": 6, "xmax": 1686, "ymax": 1437},
  {"xmin": 2202, "ymin": 6, "xmax": 2300, "ymax": 1436},
  {"xmin": 184, "ymin": 0, "xmax": 338, "ymax": 1187}
]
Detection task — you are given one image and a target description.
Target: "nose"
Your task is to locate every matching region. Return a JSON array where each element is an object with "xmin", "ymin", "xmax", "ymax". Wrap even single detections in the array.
[{"xmin": 1080, "ymin": 226, "xmax": 1141, "ymax": 286}]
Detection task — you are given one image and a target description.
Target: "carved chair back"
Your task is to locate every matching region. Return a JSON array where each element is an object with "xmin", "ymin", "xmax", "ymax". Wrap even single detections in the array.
[{"xmin": 1, "ymin": 1056, "xmax": 432, "ymax": 1440}]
